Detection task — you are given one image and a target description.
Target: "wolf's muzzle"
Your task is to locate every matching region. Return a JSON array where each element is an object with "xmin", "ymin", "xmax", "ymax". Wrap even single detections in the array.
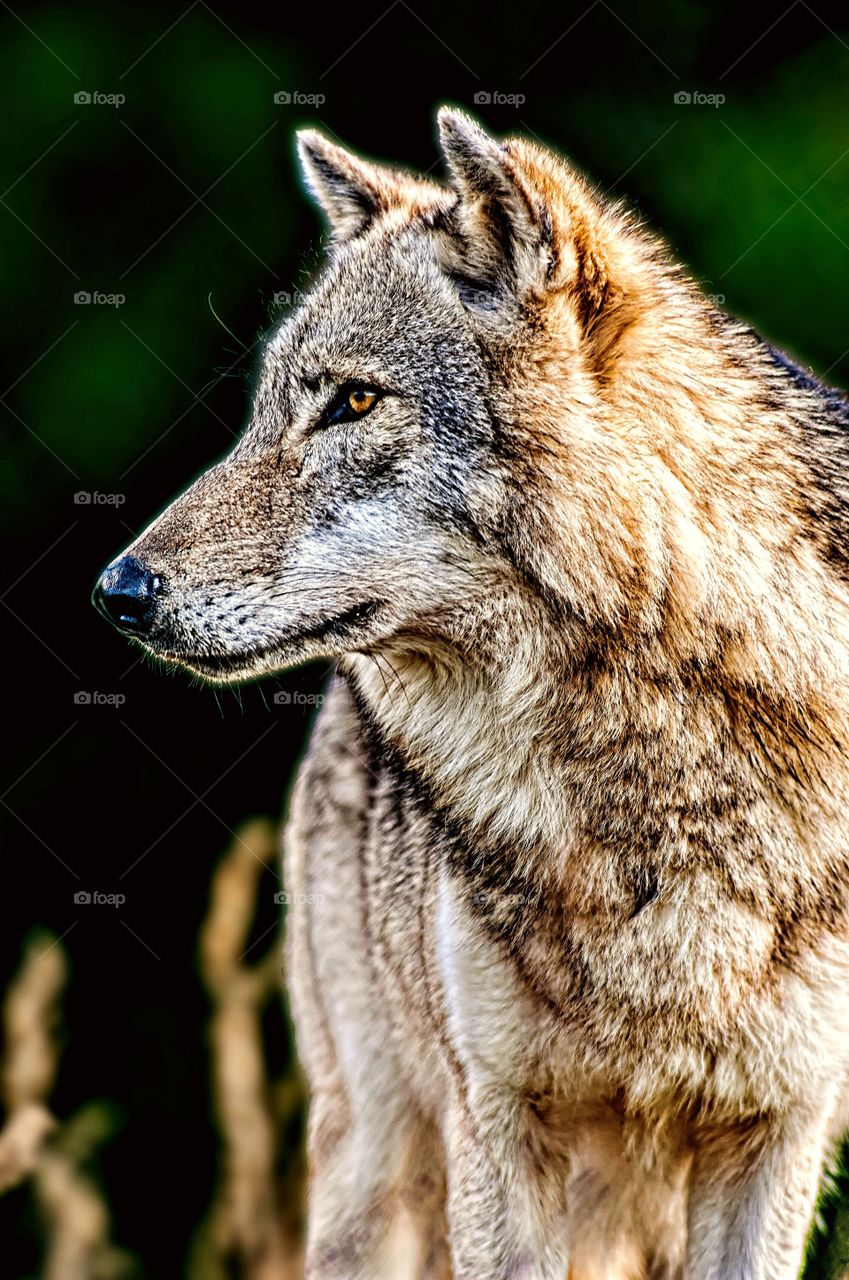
[{"xmin": 92, "ymin": 555, "xmax": 161, "ymax": 634}]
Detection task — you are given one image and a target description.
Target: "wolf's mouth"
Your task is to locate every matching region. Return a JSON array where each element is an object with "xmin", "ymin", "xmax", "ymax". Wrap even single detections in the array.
[{"xmin": 156, "ymin": 599, "xmax": 383, "ymax": 678}]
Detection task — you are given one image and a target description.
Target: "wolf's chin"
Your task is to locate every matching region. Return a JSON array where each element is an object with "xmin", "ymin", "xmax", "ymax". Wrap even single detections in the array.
[
  {"xmin": 154, "ymin": 648, "xmax": 285, "ymax": 685},
  {"xmin": 142, "ymin": 599, "xmax": 385, "ymax": 685}
]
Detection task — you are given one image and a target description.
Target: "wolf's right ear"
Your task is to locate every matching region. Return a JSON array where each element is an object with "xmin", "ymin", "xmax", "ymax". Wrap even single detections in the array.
[{"xmin": 297, "ymin": 130, "xmax": 441, "ymax": 243}]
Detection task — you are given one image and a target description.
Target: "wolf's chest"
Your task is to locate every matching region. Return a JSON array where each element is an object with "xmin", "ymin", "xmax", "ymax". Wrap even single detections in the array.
[
  {"xmin": 362, "ymin": 733, "xmax": 849, "ymax": 1113},
  {"xmin": 428, "ymin": 856, "xmax": 777, "ymax": 1108}
]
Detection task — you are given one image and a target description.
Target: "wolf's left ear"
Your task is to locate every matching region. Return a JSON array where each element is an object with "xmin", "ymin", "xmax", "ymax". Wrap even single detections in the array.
[
  {"xmin": 297, "ymin": 129, "xmax": 442, "ymax": 243},
  {"xmin": 437, "ymin": 108, "xmax": 555, "ymax": 289},
  {"xmin": 436, "ymin": 108, "xmax": 629, "ymax": 336}
]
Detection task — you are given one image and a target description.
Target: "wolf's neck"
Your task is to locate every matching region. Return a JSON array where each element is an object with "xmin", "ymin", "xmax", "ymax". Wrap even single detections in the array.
[
  {"xmin": 343, "ymin": 614, "xmax": 609, "ymax": 861},
  {"xmin": 344, "ymin": 591, "xmax": 849, "ymax": 871}
]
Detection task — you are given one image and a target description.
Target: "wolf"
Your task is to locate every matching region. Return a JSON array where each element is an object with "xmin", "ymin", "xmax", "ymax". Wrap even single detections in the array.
[{"xmin": 93, "ymin": 108, "xmax": 849, "ymax": 1279}]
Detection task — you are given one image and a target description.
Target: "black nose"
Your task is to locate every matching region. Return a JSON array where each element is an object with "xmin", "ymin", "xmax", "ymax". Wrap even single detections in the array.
[{"xmin": 92, "ymin": 556, "xmax": 160, "ymax": 633}]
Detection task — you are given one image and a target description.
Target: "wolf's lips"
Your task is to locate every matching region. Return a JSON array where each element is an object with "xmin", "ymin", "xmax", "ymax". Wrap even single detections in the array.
[{"xmin": 155, "ymin": 599, "xmax": 383, "ymax": 675}]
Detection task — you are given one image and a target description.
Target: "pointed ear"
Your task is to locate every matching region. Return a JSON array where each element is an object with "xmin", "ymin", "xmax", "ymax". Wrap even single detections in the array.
[
  {"xmin": 297, "ymin": 129, "xmax": 443, "ymax": 243},
  {"xmin": 436, "ymin": 108, "xmax": 556, "ymax": 292},
  {"xmin": 435, "ymin": 109, "xmax": 649, "ymax": 364}
]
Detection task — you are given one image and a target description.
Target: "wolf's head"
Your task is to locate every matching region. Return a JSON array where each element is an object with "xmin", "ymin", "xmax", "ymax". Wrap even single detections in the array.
[{"xmin": 93, "ymin": 109, "xmax": 736, "ymax": 684}]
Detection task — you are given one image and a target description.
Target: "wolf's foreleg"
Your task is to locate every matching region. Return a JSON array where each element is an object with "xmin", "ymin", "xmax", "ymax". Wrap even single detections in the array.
[
  {"xmin": 441, "ymin": 1091, "xmax": 569, "ymax": 1280},
  {"xmin": 685, "ymin": 1101, "xmax": 836, "ymax": 1280},
  {"xmin": 304, "ymin": 1086, "xmax": 451, "ymax": 1280}
]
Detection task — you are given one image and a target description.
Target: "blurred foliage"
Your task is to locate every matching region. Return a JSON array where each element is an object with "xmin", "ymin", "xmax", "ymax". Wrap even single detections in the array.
[{"xmin": 1, "ymin": 1, "xmax": 848, "ymax": 1275}]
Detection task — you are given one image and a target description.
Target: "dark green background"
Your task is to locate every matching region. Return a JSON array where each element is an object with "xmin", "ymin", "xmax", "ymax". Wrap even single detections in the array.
[{"xmin": 2, "ymin": 1, "xmax": 848, "ymax": 1275}]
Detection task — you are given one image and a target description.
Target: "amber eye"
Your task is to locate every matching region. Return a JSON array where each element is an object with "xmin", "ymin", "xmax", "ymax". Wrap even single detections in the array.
[
  {"xmin": 348, "ymin": 387, "xmax": 377, "ymax": 415},
  {"xmin": 319, "ymin": 380, "xmax": 384, "ymax": 428}
]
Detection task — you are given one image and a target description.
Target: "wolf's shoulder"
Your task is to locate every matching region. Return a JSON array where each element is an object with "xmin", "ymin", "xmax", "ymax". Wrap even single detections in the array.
[
  {"xmin": 764, "ymin": 341, "xmax": 849, "ymax": 421},
  {"xmin": 757, "ymin": 338, "xmax": 849, "ymax": 572}
]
